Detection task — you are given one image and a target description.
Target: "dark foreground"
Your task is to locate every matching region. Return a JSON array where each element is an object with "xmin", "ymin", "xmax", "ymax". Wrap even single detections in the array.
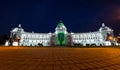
[{"xmin": 0, "ymin": 46, "xmax": 120, "ymax": 70}]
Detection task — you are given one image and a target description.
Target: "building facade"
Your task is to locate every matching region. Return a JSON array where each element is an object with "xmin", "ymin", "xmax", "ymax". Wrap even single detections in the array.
[{"xmin": 5, "ymin": 21, "xmax": 115, "ymax": 46}]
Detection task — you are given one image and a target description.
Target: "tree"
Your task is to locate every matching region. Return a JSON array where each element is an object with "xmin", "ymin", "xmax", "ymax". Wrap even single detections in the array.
[{"xmin": 0, "ymin": 34, "xmax": 9, "ymax": 45}]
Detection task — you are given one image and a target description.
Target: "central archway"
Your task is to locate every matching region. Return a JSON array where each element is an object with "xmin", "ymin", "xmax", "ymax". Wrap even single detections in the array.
[{"xmin": 56, "ymin": 32, "xmax": 66, "ymax": 46}]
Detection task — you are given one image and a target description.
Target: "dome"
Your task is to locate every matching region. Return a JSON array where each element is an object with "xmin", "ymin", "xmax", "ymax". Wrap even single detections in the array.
[
  {"xmin": 11, "ymin": 24, "xmax": 24, "ymax": 32},
  {"xmin": 55, "ymin": 21, "xmax": 68, "ymax": 34},
  {"xmin": 99, "ymin": 23, "xmax": 113, "ymax": 32},
  {"xmin": 55, "ymin": 21, "xmax": 67, "ymax": 31},
  {"xmin": 18, "ymin": 24, "xmax": 24, "ymax": 32}
]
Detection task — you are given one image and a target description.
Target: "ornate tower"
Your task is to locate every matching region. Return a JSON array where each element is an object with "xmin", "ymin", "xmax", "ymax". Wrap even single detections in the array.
[
  {"xmin": 53, "ymin": 21, "xmax": 68, "ymax": 46},
  {"xmin": 9, "ymin": 24, "xmax": 24, "ymax": 46},
  {"xmin": 55, "ymin": 20, "xmax": 68, "ymax": 34},
  {"xmin": 99, "ymin": 23, "xmax": 115, "ymax": 45}
]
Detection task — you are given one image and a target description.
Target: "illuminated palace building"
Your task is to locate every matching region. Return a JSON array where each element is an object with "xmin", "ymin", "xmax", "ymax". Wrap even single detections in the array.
[{"xmin": 5, "ymin": 21, "xmax": 116, "ymax": 46}]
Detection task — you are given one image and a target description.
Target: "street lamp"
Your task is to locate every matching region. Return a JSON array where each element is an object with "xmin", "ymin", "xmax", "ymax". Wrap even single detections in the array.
[{"xmin": 108, "ymin": 36, "xmax": 113, "ymax": 40}]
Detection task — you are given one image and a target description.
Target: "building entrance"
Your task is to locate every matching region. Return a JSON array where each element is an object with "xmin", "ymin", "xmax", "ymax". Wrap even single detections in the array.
[{"xmin": 56, "ymin": 32, "xmax": 66, "ymax": 46}]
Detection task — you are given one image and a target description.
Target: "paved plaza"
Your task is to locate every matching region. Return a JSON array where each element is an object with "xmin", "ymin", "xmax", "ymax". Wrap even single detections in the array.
[{"xmin": 0, "ymin": 47, "xmax": 120, "ymax": 70}]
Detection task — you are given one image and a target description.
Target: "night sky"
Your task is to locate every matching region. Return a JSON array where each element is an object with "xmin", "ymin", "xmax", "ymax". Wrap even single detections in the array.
[{"xmin": 0, "ymin": 0, "xmax": 120, "ymax": 36}]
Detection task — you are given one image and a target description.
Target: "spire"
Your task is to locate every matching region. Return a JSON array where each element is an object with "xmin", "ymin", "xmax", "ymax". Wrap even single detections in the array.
[
  {"xmin": 18, "ymin": 24, "xmax": 21, "ymax": 28},
  {"xmin": 102, "ymin": 23, "xmax": 105, "ymax": 27}
]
